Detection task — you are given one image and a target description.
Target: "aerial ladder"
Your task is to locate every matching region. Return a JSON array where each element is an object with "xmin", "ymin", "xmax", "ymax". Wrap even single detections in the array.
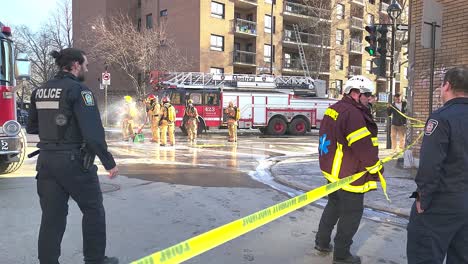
[
  {"xmin": 150, "ymin": 72, "xmax": 326, "ymax": 97},
  {"xmin": 292, "ymin": 24, "xmax": 311, "ymax": 78}
]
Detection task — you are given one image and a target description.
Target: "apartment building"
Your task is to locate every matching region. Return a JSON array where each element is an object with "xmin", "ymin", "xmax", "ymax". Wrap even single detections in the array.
[{"xmin": 73, "ymin": 0, "xmax": 408, "ymax": 98}]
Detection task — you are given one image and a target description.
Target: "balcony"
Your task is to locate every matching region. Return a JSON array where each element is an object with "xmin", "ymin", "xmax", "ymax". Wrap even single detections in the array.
[
  {"xmin": 380, "ymin": 2, "xmax": 389, "ymax": 13},
  {"xmin": 283, "ymin": 30, "xmax": 331, "ymax": 48},
  {"xmin": 283, "ymin": 1, "xmax": 331, "ymax": 23},
  {"xmin": 282, "ymin": 58, "xmax": 330, "ymax": 75},
  {"xmin": 233, "ymin": 50, "xmax": 256, "ymax": 66},
  {"xmin": 234, "ymin": 0, "xmax": 258, "ymax": 9},
  {"xmin": 234, "ymin": 19, "xmax": 257, "ymax": 38},
  {"xmin": 348, "ymin": 65, "xmax": 362, "ymax": 76},
  {"xmin": 349, "ymin": 40, "xmax": 362, "ymax": 54},
  {"xmin": 351, "ymin": 0, "xmax": 364, "ymax": 5},
  {"xmin": 350, "ymin": 17, "xmax": 364, "ymax": 30}
]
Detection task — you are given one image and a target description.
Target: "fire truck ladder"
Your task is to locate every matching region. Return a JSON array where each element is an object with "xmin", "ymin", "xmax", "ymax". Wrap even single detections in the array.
[
  {"xmin": 160, "ymin": 72, "xmax": 317, "ymax": 92},
  {"xmin": 292, "ymin": 24, "xmax": 311, "ymax": 79}
]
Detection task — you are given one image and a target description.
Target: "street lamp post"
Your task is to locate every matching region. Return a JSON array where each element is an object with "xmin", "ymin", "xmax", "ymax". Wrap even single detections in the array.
[{"xmin": 386, "ymin": 0, "xmax": 402, "ymax": 149}]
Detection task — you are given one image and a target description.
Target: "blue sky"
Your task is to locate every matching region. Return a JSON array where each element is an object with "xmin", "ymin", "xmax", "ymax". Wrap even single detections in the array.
[{"xmin": 0, "ymin": 0, "xmax": 59, "ymax": 32}]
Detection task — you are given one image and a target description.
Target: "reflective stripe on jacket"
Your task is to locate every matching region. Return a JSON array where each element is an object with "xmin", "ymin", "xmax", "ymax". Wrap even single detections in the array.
[{"xmin": 318, "ymin": 95, "xmax": 383, "ymax": 193}]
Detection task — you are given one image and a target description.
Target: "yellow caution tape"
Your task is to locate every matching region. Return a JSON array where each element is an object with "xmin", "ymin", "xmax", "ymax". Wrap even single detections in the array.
[
  {"xmin": 131, "ymin": 112, "xmax": 426, "ymax": 264},
  {"xmin": 388, "ymin": 105, "xmax": 425, "ymax": 128}
]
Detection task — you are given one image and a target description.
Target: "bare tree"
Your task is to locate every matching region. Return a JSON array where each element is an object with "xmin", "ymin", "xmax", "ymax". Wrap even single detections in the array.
[
  {"xmin": 48, "ymin": 0, "xmax": 73, "ymax": 49},
  {"xmin": 86, "ymin": 13, "xmax": 190, "ymax": 97},
  {"xmin": 13, "ymin": 26, "xmax": 56, "ymax": 89}
]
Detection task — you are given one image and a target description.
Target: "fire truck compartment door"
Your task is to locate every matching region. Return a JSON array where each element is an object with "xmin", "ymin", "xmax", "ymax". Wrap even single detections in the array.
[{"xmin": 253, "ymin": 96, "xmax": 266, "ymax": 125}]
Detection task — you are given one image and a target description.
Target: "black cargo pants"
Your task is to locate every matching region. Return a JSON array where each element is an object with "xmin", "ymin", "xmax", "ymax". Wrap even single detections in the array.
[
  {"xmin": 407, "ymin": 193, "xmax": 468, "ymax": 264},
  {"xmin": 36, "ymin": 150, "xmax": 106, "ymax": 264},
  {"xmin": 315, "ymin": 189, "xmax": 364, "ymax": 258}
]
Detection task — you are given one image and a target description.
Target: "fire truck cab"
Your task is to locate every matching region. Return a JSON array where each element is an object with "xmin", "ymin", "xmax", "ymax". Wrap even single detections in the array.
[
  {"xmin": 152, "ymin": 72, "xmax": 337, "ymax": 136},
  {"xmin": 0, "ymin": 22, "xmax": 31, "ymax": 174}
]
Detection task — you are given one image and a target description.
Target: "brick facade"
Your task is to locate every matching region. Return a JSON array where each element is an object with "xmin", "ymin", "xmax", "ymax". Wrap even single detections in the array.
[{"xmin": 408, "ymin": 0, "xmax": 468, "ymax": 157}]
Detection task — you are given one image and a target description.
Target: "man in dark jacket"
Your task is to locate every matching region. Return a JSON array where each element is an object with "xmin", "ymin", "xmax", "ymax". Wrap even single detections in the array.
[
  {"xmin": 315, "ymin": 75, "xmax": 384, "ymax": 264},
  {"xmin": 27, "ymin": 48, "xmax": 119, "ymax": 264},
  {"xmin": 387, "ymin": 93, "xmax": 407, "ymax": 151},
  {"xmin": 407, "ymin": 67, "xmax": 468, "ymax": 264}
]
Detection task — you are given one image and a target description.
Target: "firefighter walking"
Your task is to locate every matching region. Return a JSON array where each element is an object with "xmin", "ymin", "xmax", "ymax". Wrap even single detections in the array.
[
  {"xmin": 184, "ymin": 99, "xmax": 199, "ymax": 143},
  {"xmin": 315, "ymin": 76, "xmax": 384, "ymax": 264},
  {"xmin": 145, "ymin": 94, "xmax": 161, "ymax": 143},
  {"xmin": 160, "ymin": 96, "xmax": 176, "ymax": 146},
  {"xmin": 224, "ymin": 101, "xmax": 240, "ymax": 142},
  {"xmin": 122, "ymin": 95, "xmax": 137, "ymax": 141}
]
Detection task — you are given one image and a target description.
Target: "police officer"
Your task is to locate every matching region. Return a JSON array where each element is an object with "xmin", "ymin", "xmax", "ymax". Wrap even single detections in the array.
[
  {"xmin": 160, "ymin": 96, "xmax": 176, "ymax": 146},
  {"xmin": 407, "ymin": 67, "xmax": 468, "ymax": 264},
  {"xmin": 27, "ymin": 48, "xmax": 119, "ymax": 264},
  {"xmin": 184, "ymin": 99, "xmax": 199, "ymax": 143},
  {"xmin": 315, "ymin": 76, "xmax": 384, "ymax": 264}
]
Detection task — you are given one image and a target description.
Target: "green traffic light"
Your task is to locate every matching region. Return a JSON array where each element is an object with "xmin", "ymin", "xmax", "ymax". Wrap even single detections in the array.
[{"xmin": 369, "ymin": 49, "xmax": 375, "ymax": 55}]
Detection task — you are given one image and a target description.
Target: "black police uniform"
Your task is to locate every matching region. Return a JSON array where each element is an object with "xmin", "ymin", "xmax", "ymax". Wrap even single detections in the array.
[
  {"xmin": 27, "ymin": 71, "xmax": 116, "ymax": 264},
  {"xmin": 407, "ymin": 98, "xmax": 468, "ymax": 264}
]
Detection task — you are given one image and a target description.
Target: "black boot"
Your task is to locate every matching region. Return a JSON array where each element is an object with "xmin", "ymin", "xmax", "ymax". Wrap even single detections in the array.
[
  {"xmin": 314, "ymin": 243, "xmax": 333, "ymax": 254},
  {"xmin": 333, "ymin": 254, "xmax": 361, "ymax": 264},
  {"xmin": 101, "ymin": 256, "xmax": 119, "ymax": 264}
]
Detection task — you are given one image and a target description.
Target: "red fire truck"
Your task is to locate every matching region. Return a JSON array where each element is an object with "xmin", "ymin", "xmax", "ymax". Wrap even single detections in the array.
[
  {"xmin": 151, "ymin": 72, "xmax": 337, "ymax": 136},
  {"xmin": 0, "ymin": 22, "xmax": 31, "ymax": 174}
]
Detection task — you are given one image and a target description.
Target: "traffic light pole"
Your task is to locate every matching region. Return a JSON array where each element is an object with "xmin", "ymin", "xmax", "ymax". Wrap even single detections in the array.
[{"xmin": 386, "ymin": 19, "xmax": 397, "ymax": 149}]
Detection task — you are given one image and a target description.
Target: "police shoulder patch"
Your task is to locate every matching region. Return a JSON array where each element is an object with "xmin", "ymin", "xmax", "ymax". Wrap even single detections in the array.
[
  {"xmin": 424, "ymin": 119, "xmax": 439, "ymax": 136},
  {"xmin": 81, "ymin": 91, "xmax": 95, "ymax": 106}
]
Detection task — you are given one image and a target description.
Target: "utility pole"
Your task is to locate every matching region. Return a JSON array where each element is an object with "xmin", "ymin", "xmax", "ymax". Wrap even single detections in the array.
[{"xmin": 386, "ymin": 19, "xmax": 397, "ymax": 149}]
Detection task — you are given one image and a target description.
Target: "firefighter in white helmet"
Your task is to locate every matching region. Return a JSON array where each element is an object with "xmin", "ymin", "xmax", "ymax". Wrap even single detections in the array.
[
  {"xmin": 159, "ymin": 96, "xmax": 176, "ymax": 146},
  {"xmin": 122, "ymin": 95, "xmax": 137, "ymax": 141},
  {"xmin": 224, "ymin": 101, "xmax": 240, "ymax": 142},
  {"xmin": 315, "ymin": 75, "xmax": 384, "ymax": 264},
  {"xmin": 145, "ymin": 94, "xmax": 161, "ymax": 143},
  {"xmin": 184, "ymin": 99, "xmax": 199, "ymax": 143}
]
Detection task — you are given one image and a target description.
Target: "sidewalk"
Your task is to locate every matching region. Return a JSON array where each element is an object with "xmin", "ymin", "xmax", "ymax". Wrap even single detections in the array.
[{"xmin": 270, "ymin": 149, "xmax": 418, "ymax": 217}]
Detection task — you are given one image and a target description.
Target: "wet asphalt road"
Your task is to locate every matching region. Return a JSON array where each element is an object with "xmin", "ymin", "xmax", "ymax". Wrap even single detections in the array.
[{"xmin": 105, "ymin": 130, "xmax": 317, "ymax": 189}]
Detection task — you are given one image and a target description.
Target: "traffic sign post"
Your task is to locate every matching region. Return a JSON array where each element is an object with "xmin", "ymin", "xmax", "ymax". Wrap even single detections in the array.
[{"xmin": 102, "ymin": 72, "xmax": 111, "ymax": 127}]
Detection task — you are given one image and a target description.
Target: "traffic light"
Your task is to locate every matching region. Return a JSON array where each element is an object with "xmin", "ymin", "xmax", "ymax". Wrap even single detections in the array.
[
  {"xmin": 375, "ymin": 25, "xmax": 388, "ymax": 77},
  {"xmin": 371, "ymin": 58, "xmax": 385, "ymax": 77},
  {"xmin": 365, "ymin": 25, "xmax": 377, "ymax": 56}
]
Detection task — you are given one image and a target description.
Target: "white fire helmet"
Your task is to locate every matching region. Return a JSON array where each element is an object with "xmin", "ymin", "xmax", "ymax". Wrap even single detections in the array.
[{"xmin": 343, "ymin": 75, "xmax": 375, "ymax": 95}]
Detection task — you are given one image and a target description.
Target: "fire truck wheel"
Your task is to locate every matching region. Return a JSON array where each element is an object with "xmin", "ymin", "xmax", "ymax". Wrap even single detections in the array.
[
  {"xmin": 267, "ymin": 117, "xmax": 287, "ymax": 136},
  {"xmin": 288, "ymin": 118, "xmax": 308, "ymax": 136},
  {"xmin": 0, "ymin": 130, "xmax": 27, "ymax": 175}
]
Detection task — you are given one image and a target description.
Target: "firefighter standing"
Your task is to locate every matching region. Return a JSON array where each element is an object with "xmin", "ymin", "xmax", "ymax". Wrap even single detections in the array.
[
  {"xmin": 224, "ymin": 101, "xmax": 239, "ymax": 142},
  {"xmin": 26, "ymin": 48, "xmax": 119, "ymax": 264},
  {"xmin": 407, "ymin": 67, "xmax": 468, "ymax": 264},
  {"xmin": 145, "ymin": 94, "xmax": 161, "ymax": 143},
  {"xmin": 122, "ymin": 95, "xmax": 137, "ymax": 141},
  {"xmin": 160, "ymin": 96, "xmax": 176, "ymax": 146},
  {"xmin": 315, "ymin": 76, "xmax": 384, "ymax": 264},
  {"xmin": 184, "ymin": 99, "xmax": 199, "ymax": 143}
]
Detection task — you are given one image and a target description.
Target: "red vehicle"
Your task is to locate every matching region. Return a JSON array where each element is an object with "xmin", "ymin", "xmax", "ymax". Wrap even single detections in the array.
[
  {"xmin": 151, "ymin": 72, "xmax": 337, "ymax": 136},
  {"xmin": 0, "ymin": 22, "xmax": 31, "ymax": 174}
]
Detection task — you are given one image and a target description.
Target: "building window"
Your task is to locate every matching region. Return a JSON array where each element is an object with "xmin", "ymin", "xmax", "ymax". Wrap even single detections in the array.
[
  {"xmin": 336, "ymin": 80, "xmax": 343, "ymax": 94},
  {"xmin": 367, "ymin": 14, "xmax": 374, "ymax": 25},
  {"xmin": 210, "ymin": 67, "xmax": 224, "ymax": 74},
  {"xmin": 336, "ymin": 4, "xmax": 344, "ymax": 19},
  {"xmin": 265, "ymin": 0, "xmax": 273, "ymax": 3},
  {"xmin": 146, "ymin": 14, "xmax": 153, "ymax": 29},
  {"xmin": 160, "ymin": 9, "xmax": 168, "ymax": 17},
  {"xmin": 137, "ymin": 0, "xmax": 141, "ymax": 8},
  {"xmin": 264, "ymin": 44, "xmax": 274, "ymax": 62},
  {"xmin": 335, "ymin": 55, "xmax": 343, "ymax": 70},
  {"xmin": 366, "ymin": 60, "xmax": 372, "ymax": 73},
  {"xmin": 265, "ymin": 15, "xmax": 272, "ymax": 33},
  {"xmin": 210, "ymin": 34, "xmax": 224, "ymax": 51},
  {"xmin": 211, "ymin": 1, "xmax": 225, "ymax": 19},
  {"xmin": 336, "ymin": 29, "xmax": 344, "ymax": 45},
  {"xmin": 404, "ymin": 67, "xmax": 408, "ymax": 79}
]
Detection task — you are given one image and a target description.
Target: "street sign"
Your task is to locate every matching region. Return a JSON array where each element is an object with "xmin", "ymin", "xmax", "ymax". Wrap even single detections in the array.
[
  {"xmin": 396, "ymin": 24, "xmax": 408, "ymax": 31},
  {"xmin": 102, "ymin": 72, "xmax": 111, "ymax": 85}
]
